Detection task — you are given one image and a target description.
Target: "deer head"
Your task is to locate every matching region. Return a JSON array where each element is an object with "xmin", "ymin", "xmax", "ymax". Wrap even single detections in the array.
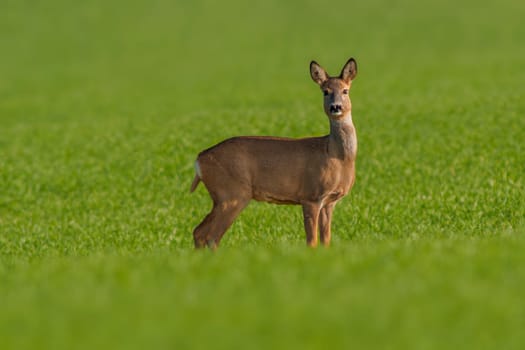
[{"xmin": 310, "ymin": 58, "xmax": 357, "ymax": 119}]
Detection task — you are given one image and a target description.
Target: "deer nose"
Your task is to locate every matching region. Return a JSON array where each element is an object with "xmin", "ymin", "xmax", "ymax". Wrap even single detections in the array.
[{"xmin": 330, "ymin": 104, "xmax": 342, "ymax": 114}]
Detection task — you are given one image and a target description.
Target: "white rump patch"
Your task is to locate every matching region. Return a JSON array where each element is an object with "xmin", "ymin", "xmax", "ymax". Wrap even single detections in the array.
[{"xmin": 194, "ymin": 160, "xmax": 202, "ymax": 178}]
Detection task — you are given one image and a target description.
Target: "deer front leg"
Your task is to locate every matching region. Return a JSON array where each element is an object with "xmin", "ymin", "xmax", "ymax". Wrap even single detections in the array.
[
  {"xmin": 302, "ymin": 203, "xmax": 322, "ymax": 247},
  {"xmin": 319, "ymin": 203, "xmax": 335, "ymax": 246}
]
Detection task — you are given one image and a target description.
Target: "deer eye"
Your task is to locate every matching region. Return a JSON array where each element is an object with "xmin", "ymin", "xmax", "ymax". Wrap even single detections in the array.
[
  {"xmin": 323, "ymin": 90, "xmax": 329, "ymax": 96},
  {"xmin": 343, "ymin": 89, "xmax": 349, "ymax": 95}
]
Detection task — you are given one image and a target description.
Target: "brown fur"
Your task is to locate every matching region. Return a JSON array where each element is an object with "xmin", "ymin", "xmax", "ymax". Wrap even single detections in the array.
[{"xmin": 190, "ymin": 58, "xmax": 358, "ymax": 249}]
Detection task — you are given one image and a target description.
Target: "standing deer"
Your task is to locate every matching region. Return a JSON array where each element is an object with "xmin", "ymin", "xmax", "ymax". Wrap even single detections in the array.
[{"xmin": 190, "ymin": 58, "xmax": 358, "ymax": 249}]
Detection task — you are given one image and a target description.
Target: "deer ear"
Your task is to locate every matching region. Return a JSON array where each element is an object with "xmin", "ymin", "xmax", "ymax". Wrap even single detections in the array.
[
  {"xmin": 310, "ymin": 61, "xmax": 329, "ymax": 85},
  {"xmin": 340, "ymin": 58, "xmax": 357, "ymax": 83}
]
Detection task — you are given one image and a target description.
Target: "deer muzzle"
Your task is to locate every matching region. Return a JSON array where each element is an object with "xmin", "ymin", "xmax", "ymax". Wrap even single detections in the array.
[{"xmin": 329, "ymin": 104, "xmax": 343, "ymax": 116}]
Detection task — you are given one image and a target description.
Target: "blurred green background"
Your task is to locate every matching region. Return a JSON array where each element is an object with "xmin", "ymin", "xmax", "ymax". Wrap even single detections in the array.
[{"xmin": 1, "ymin": 0, "xmax": 524, "ymax": 349}]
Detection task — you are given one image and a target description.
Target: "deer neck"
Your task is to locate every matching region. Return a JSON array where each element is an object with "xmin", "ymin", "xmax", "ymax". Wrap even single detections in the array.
[{"xmin": 328, "ymin": 113, "xmax": 357, "ymax": 160}]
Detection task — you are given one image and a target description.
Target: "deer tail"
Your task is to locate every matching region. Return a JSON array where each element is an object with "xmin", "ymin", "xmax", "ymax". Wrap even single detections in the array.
[
  {"xmin": 190, "ymin": 175, "xmax": 200, "ymax": 193},
  {"xmin": 189, "ymin": 160, "xmax": 202, "ymax": 193}
]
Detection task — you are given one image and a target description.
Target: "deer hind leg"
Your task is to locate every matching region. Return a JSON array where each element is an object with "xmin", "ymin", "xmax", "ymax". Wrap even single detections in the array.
[
  {"xmin": 205, "ymin": 198, "xmax": 249, "ymax": 249},
  {"xmin": 193, "ymin": 198, "xmax": 249, "ymax": 249},
  {"xmin": 302, "ymin": 202, "xmax": 322, "ymax": 247},
  {"xmin": 193, "ymin": 207, "xmax": 216, "ymax": 249},
  {"xmin": 319, "ymin": 202, "xmax": 335, "ymax": 247}
]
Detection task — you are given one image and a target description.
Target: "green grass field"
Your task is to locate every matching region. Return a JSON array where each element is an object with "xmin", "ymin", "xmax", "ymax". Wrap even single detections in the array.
[{"xmin": 1, "ymin": 0, "xmax": 525, "ymax": 348}]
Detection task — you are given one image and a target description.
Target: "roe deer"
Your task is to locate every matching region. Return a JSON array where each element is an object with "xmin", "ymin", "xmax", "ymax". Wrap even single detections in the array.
[{"xmin": 190, "ymin": 58, "xmax": 358, "ymax": 249}]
